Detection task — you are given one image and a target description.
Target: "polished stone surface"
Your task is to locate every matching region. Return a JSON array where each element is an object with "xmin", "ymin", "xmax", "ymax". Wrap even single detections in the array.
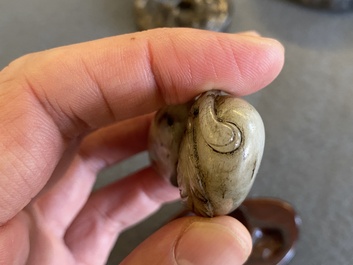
[
  {"xmin": 1, "ymin": 0, "xmax": 353, "ymax": 264},
  {"xmin": 149, "ymin": 91, "xmax": 265, "ymax": 217}
]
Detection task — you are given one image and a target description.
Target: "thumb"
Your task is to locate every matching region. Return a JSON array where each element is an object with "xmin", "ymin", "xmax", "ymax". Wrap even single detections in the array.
[{"xmin": 120, "ymin": 216, "xmax": 252, "ymax": 265}]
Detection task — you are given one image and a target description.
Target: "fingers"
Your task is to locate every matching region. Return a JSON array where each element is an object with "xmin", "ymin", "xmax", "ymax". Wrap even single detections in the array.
[
  {"xmin": 34, "ymin": 114, "xmax": 154, "ymax": 236},
  {"xmin": 3, "ymin": 28, "xmax": 284, "ymax": 137},
  {"xmin": 33, "ymin": 155, "xmax": 97, "ymax": 238},
  {"xmin": 0, "ymin": 28, "xmax": 284, "ymax": 223},
  {"xmin": 121, "ymin": 216, "xmax": 252, "ymax": 265},
  {"xmin": 78, "ymin": 113, "xmax": 153, "ymax": 170},
  {"xmin": 64, "ymin": 167, "xmax": 179, "ymax": 265}
]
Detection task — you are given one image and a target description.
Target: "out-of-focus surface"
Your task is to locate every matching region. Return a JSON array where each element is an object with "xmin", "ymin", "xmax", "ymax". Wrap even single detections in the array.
[{"xmin": 1, "ymin": 0, "xmax": 353, "ymax": 264}]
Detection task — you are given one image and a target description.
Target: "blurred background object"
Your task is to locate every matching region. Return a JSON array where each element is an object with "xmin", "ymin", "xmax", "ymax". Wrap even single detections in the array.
[
  {"xmin": 134, "ymin": 0, "xmax": 233, "ymax": 32},
  {"xmin": 1, "ymin": 0, "xmax": 353, "ymax": 264}
]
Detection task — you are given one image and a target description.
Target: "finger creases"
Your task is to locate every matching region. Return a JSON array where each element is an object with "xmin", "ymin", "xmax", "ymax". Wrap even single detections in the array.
[
  {"xmin": 120, "ymin": 216, "xmax": 252, "ymax": 265},
  {"xmin": 16, "ymin": 28, "xmax": 284, "ymax": 138},
  {"xmin": 64, "ymin": 167, "xmax": 179, "ymax": 265}
]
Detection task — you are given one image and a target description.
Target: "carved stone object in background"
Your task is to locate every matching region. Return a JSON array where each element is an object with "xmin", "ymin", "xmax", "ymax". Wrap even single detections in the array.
[
  {"xmin": 149, "ymin": 91, "xmax": 265, "ymax": 217},
  {"xmin": 294, "ymin": 0, "xmax": 353, "ymax": 10},
  {"xmin": 134, "ymin": 0, "xmax": 233, "ymax": 32}
]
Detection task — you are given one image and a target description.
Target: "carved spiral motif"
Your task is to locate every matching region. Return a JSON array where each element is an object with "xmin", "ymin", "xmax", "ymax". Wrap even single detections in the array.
[{"xmin": 148, "ymin": 91, "xmax": 265, "ymax": 217}]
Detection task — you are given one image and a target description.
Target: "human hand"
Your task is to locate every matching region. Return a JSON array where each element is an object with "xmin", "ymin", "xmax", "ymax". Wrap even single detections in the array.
[{"xmin": 0, "ymin": 28, "xmax": 284, "ymax": 265}]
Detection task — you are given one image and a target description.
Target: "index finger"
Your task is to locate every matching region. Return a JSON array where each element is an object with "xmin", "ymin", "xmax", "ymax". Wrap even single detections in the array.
[{"xmin": 2, "ymin": 28, "xmax": 284, "ymax": 138}]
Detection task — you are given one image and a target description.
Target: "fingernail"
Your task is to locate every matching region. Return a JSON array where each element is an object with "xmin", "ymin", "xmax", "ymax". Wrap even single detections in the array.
[
  {"xmin": 175, "ymin": 221, "xmax": 251, "ymax": 265},
  {"xmin": 238, "ymin": 30, "xmax": 261, "ymax": 37},
  {"xmin": 238, "ymin": 33, "xmax": 285, "ymax": 53},
  {"xmin": 235, "ymin": 30, "xmax": 282, "ymax": 46}
]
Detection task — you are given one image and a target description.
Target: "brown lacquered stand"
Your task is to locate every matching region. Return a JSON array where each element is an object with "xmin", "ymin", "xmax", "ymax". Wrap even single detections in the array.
[{"xmin": 174, "ymin": 198, "xmax": 301, "ymax": 265}]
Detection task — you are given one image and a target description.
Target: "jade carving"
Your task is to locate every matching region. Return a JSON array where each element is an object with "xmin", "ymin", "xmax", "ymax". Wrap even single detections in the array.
[{"xmin": 148, "ymin": 91, "xmax": 265, "ymax": 217}]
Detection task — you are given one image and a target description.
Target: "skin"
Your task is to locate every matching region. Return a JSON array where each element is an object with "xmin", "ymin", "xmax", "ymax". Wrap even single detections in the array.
[{"xmin": 0, "ymin": 28, "xmax": 284, "ymax": 265}]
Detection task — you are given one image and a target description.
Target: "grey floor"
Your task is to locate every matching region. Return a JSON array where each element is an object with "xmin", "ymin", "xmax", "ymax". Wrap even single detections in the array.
[{"xmin": 2, "ymin": 0, "xmax": 353, "ymax": 264}]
